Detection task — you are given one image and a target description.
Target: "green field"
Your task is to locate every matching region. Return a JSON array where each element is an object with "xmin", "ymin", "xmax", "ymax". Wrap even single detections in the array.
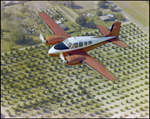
[
  {"xmin": 113, "ymin": 1, "xmax": 149, "ymax": 27},
  {"xmin": 1, "ymin": 1, "xmax": 57, "ymax": 53},
  {"xmin": 58, "ymin": 5, "xmax": 78, "ymax": 18},
  {"xmin": 1, "ymin": 22, "xmax": 149, "ymax": 118},
  {"xmin": 73, "ymin": 1, "xmax": 99, "ymax": 14},
  {"xmin": 88, "ymin": 10, "xmax": 125, "ymax": 27}
]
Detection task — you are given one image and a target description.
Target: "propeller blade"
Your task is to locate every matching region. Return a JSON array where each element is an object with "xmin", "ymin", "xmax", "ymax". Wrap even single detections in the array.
[
  {"xmin": 39, "ymin": 33, "xmax": 46, "ymax": 42},
  {"xmin": 59, "ymin": 52, "xmax": 67, "ymax": 63},
  {"xmin": 60, "ymin": 52, "xmax": 65, "ymax": 60}
]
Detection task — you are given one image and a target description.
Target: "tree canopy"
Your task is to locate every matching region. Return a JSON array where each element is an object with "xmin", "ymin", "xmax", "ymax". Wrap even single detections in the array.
[
  {"xmin": 97, "ymin": 1, "xmax": 105, "ymax": 8},
  {"xmin": 9, "ymin": 22, "xmax": 25, "ymax": 44},
  {"xmin": 109, "ymin": 5, "xmax": 113, "ymax": 11},
  {"xmin": 87, "ymin": 19, "xmax": 96, "ymax": 29},
  {"xmin": 75, "ymin": 15, "xmax": 87, "ymax": 26},
  {"xmin": 116, "ymin": 14, "xmax": 125, "ymax": 21},
  {"xmin": 76, "ymin": 25, "xmax": 82, "ymax": 33},
  {"xmin": 66, "ymin": 1, "xmax": 75, "ymax": 8},
  {"xmin": 96, "ymin": 10, "xmax": 103, "ymax": 16}
]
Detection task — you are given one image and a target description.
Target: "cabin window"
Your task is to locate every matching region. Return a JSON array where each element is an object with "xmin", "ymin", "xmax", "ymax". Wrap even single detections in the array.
[
  {"xmin": 84, "ymin": 42, "xmax": 87, "ymax": 46},
  {"xmin": 88, "ymin": 41, "xmax": 92, "ymax": 45},
  {"xmin": 72, "ymin": 43, "xmax": 78, "ymax": 48},
  {"xmin": 79, "ymin": 42, "xmax": 83, "ymax": 47}
]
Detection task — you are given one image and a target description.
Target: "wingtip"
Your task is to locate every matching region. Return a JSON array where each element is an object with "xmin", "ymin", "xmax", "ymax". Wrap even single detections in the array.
[{"xmin": 109, "ymin": 77, "xmax": 118, "ymax": 81}]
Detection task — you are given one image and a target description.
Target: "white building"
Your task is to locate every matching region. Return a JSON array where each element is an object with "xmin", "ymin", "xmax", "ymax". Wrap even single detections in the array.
[
  {"xmin": 100, "ymin": 14, "xmax": 115, "ymax": 21},
  {"xmin": 55, "ymin": 20, "xmax": 62, "ymax": 24},
  {"xmin": 55, "ymin": 20, "xmax": 67, "ymax": 30},
  {"xmin": 86, "ymin": 13, "xmax": 94, "ymax": 17}
]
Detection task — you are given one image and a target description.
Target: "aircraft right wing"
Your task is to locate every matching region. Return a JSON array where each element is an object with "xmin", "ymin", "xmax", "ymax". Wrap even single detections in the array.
[
  {"xmin": 68, "ymin": 49, "xmax": 117, "ymax": 81},
  {"xmin": 82, "ymin": 53, "xmax": 117, "ymax": 81},
  {"xmin": 38, "ymin": 12, "xmax": 71, "ymax": 38}
]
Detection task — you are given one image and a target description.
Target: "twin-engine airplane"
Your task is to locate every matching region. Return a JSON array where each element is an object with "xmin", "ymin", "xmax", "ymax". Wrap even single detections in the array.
[{"xmin": 38, "ymin": 12, "xmax": 129, "ymax": 81}]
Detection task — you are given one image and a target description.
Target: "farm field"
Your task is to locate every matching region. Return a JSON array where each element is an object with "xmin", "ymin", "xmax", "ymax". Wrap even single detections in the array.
[
  {"xmin": 1, "ymin": 1, "xmax": 53, "ymax": 53},
  {"xmin": 113, "ymin": 1, "xmax": 149, "ymax": 27},
  {"xmin": 1, "ymin": 22, "xmax": 149, "ymax": 118},
  {"xmin": 57, "ymin": 5, "xmax": 79, "ymax": 22},
  {"xmin": 1, "ymin": 1, "xmax": 128, "ymax": 53},
  {"xmin": 73, "ymin": 1, "xmax": 99, "ymax": 13}
]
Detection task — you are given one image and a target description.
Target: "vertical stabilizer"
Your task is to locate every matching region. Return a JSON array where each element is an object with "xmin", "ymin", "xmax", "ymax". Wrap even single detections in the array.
[{"xmin": 107, "ymin": 22, "xmax": 121, "ymax": 37}]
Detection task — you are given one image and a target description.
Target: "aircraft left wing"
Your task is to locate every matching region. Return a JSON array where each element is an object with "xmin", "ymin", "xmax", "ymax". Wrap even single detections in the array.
[
  {"xmin": 69, "ymin": 50, "xmax": 117, "ymax": 80},
  {"xmin": 38, "ymin": 12, "xmax": 71, "ymax": 38}
]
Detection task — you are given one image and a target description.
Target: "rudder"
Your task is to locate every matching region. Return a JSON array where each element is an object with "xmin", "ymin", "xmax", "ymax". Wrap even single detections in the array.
[{"xmin": 107, "ymin": 22, "xmax": 121, "ymax": 37}]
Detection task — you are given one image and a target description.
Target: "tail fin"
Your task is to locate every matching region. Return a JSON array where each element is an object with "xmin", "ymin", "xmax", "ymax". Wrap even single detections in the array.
[{"xmin": 107, "ymin": 22, "xmax": 121, "ymax": 37}]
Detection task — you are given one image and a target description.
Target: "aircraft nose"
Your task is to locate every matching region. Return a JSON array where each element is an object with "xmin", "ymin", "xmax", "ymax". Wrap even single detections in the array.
[{"xmin": 48, "ymin": 46, "xmax": 55, "ymax": 54}]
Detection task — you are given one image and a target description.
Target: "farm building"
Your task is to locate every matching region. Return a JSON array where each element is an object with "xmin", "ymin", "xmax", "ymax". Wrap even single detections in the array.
[
  {"xmin": 100, "ymin": 14, "xmax": 116, "ymax": 21},
  {"xmin": 86, "ymin": 12, "xmax": 94, "ymax": 17},
  {"xmin": 83, "ymin": 13, "xmax": 94, "ymax": 17},
  {"xmin": 55, "ymin": 20, "xmax": 67, "ymax": 30}
]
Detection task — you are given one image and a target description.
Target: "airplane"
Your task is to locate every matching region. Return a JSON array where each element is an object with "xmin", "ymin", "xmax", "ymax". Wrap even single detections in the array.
[{"xmin": 38, "ymin": 12, "xmax": 129, "ymax": 81}]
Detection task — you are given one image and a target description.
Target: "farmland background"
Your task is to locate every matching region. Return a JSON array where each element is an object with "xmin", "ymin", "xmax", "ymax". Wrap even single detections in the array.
[
  {"xmin": 1, "ymin": 22, "xmax": 149, "ymax": 118},
  {"xmin": 1, "ymin": 1, "xmax": 149, "ymax": 118}
]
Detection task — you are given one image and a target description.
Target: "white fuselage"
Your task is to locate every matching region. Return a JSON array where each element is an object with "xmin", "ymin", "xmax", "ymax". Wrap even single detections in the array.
[{"xmin": 48, "ymin": 36, "xmax": 116, "ymax": 54}]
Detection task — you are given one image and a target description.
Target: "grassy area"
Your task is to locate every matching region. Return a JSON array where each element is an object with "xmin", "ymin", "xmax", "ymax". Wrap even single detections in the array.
[
  {"xmin": 1, "ymin": 39, "xmax": 25, "ymax": 53},
  {"xmin": 73, "ymin": 1, "xmax": 99, "ymax": 14},
  {"xmin": 1, "ymin": 1, "xmax": 55, "ymax": 53},
  {"xmin": 1, "ymin": 22, "xmax": 149, "ymax": 118},
  {"xmin": 63, "ymin": 6, "xmax": 125, "ymax": 36},
  {"xmin": 59, "ymin": 5, "xmax": 76, "ymax": 18},
  {"xmin": 113, "ymin": 1, "xmax": 149, "ymax": 27}
]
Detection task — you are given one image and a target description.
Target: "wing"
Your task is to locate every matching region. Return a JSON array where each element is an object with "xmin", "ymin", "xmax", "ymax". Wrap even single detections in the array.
[
  {"xmin": 69, "ymin": 50, "xmax": 117, "ymax": 80},
  {"xmin": 109, "ymin": 38, "xmax": 129, "ymax": 48},
  {"xmin": 38, "ymin": 12, "xmax": 71, "ymax": 38},
  {"xmin": 97, "ymin": 25, "xmax": 110, "ymax": 35}
]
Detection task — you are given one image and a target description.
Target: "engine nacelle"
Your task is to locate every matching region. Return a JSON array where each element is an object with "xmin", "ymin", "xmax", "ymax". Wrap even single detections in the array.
[
  {"xmin": 45, "ymin": 35, "xmax": 65, "ymax": 45},
  {"xmin": 65, "ymin": 55, "xmax": 86, "ymax": 65}
]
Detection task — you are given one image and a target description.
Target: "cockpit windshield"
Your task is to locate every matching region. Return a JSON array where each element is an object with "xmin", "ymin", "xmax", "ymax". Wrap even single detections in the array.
[
  {"xmin": 63, "ymin": 39, "xmax": 72, "ymax": 48},
  {"xmin": 63, "ymin": 39, "xmax": 69, "ymax": 44}
]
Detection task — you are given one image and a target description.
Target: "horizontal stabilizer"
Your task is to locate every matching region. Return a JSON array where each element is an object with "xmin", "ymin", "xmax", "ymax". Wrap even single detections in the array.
[
  {"xmin": 97, "ymin": 25, "xmax": 110, "ymax": 35},
  {"xmin": 109, "ymin": 38, "xmax": 129, "ymax": 48}
]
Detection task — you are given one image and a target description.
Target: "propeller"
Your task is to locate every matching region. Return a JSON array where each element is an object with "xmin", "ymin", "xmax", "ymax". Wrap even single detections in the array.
[
  {"xmin": 39, "ymin": 33, "xmax": 46, "ymax": 42},
  {"xmin": 115, "ymin": 19, "xmax": 118, "ymax": 22},
  {"xmin": 59, "ymin": 52, "xmax": 67, "ymax": 63}
]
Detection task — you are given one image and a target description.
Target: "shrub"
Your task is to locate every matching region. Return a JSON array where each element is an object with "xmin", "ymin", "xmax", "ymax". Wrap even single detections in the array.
[
  {"xmin": 34, "ymin": 82, "xmax": 38, "ymax": 86},
  {"xmin": 81, "ymin": 89, "xmax": 86, "ymax": 94},
  {"xmin": 18, "ymin": 86, "xmax": 22, "ymax": 90},
  {"xmin": 70, "ymin": 99, "xmax": 74, "ymax": 104},
  {"xmin": 42, "ymin": 108, "xmax": 46, "ymax": 112},
  {"xmin": 8, "ymin": 83, "xmax": 13, "ymax": 88},
  {"xmin": 77, "ymin": 92, "xmax": 80, "ymax": 95},
  {"xmin": 65, "ymin": 102, "xmax": 69, "ymax": 106}
]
